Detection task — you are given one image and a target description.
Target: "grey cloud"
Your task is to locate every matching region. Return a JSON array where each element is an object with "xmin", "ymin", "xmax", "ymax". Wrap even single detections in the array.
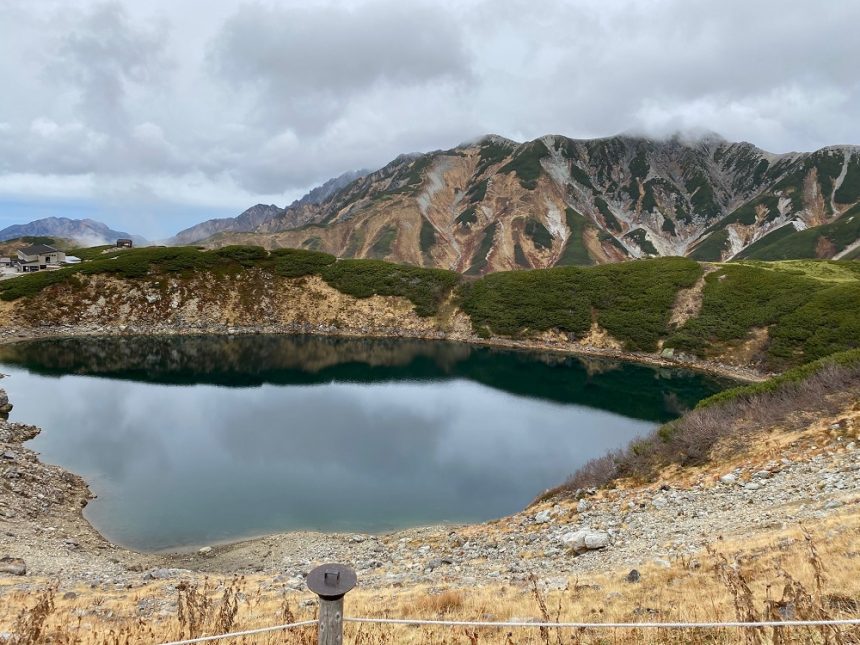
[
  {"xmin": 208, "ymin": 1, "xmax": 471, "ymax": 134},
  {"xmin": 47, "ymin": 2, "xmax": 171, "ymax": 134},
  {"xmin": 0, "ymin": 0, "xmax": 859, "ymax": 237}
]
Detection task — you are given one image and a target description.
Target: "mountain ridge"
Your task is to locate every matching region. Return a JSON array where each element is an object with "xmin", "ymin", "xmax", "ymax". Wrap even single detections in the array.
[
  {"xmin": 173, "ymin": 132, "xmax": 860, "ymax": 271},
  {"xmin": 0, "ymin": 217, "xmax": 147, "ymax": 248}
]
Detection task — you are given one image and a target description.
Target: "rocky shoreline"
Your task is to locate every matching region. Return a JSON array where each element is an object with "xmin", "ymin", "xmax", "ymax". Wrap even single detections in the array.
[
  {"xmin": 0, "ymin": 323, "xmax": 767, "ymax": 384},
  {"xmin": 1, "ymin": 381, "xmax": 857, "ymax": 595}
]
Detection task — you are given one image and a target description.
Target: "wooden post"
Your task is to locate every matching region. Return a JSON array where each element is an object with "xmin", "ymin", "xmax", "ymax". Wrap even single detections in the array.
[
  {"xmin": 317, "ymin": 595, "xmax": 345, "ymax": 645},
  {"xmin": 306, "ymin": 563, "xmax": 357, "ymax": 645}
]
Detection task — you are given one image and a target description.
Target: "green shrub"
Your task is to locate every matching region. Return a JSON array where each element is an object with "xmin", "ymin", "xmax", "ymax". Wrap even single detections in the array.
[
  {"xmin": 624, "ymin": 229, "xmax": 658, "ymax": 256},
  {"xmin": 320, "ymin": 259, "xmax": 459, "ymax": 317},
  {"xmin": 834, "ymin": 156, "xmax": 860, "ymax": 203},
  {"xmin": 465, "ymin": 179, "xmax": 488, "ymax": 203},
  {"xmin": 461, "ymin": 257, "xmax": 701, "ymax": 350},
  {"xmin": 368, "ymin": 225, "xmax": 397, "ymax": 259},
  {"xmin": 465, "ymin": 223, "xmax": 497, "ymax": 276},
  {"xmin": 594, "ymin": 197, "xmax": 621, "ymax": 232},
  {"xmin": 667, "ymin": 262, "xmax": 860, "ymax": 367},
  {"xmin": 555, "ymin": 208, "xmax": 593, "ymax": 266},
  {"xmin": 514, "ymin": 243, "xmax": 529, "ymax": 267},
  {"xmin": 455, "ymin": 207, "xmax": 478, "ymax": 228},
  {"xmin": 524, "ymin": 218, "xmax": 553, "ymax": 250},
  {"xmin": 737, "ymin": 204, "xmax": 860, "ymax": 260},
  {"xmin": 419, "ymin": 218, "xmax": 437, "ymax": 254},
  {"xmin": 268, "ymin": 248, "xmax": 335, "ymax": 277},
  {"xmin": 689, "ymin": 229, "xmax": 730, "ymax": 261},
  {"xmin": 476, "ymin": 140, "xmax": 514, "ymax": 174},
  {"xmin": 498, "ymin": 140, "xmax": 549, "ymax": 190},
  {"xmin": 685, "ymin": 171, "xmax": 721, "ymax": 220}
]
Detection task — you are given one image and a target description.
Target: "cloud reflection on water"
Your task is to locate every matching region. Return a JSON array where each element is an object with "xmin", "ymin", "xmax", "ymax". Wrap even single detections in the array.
[{"xmin": 0, "ymin": 337, "xmax": 725, "ymax": 550}]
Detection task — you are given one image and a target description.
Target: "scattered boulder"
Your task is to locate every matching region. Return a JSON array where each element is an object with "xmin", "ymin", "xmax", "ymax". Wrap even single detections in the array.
[
  {"xmin": 197, "ymin": 546, "xmax": 213, "ymax": 556},
  {"xmin": 625, "ymin": 569, "xmax": 641, "ymax": 583},
  {"xmin": 533, "ymin": 510, "xmax": 552, "ymax": 524},
  {"xmin": 576, "ymin": 499, "xmax": 591, "ymax": 513},
  {"xmin": 0, "ymin": 390, "xmax": 12, "ymax": 415},
  {"xmin": 584, "ymin": 532, "xmax": 610, "ymax": 550},
  {"xmin": 720, "ymin": 473, "xmax": 737, "ymax": 484},
  {"xmin": 0, "ymin": 557, "xmax": 26, "ymax": 576},
  {"xmin": 562, "ymin": 530, "xmax": 610, "ymax": 553}
]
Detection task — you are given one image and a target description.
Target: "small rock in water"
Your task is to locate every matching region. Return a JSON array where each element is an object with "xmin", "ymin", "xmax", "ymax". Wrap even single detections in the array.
[{"xmin": 625, "ymin": 569, "xmax": 641, "ymax": 583}]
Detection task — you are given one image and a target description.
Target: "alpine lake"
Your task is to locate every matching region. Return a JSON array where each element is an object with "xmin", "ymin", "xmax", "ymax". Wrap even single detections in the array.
[{"xmin": 0, "ymin": 335, "xmax": 730, "ymax": 551}]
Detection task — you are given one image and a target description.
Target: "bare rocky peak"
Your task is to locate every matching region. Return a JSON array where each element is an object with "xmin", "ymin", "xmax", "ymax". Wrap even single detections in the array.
[
  {"xmin": 0, "ymin": 217, "xmax": 146, "ymax": 247},
  {"xmin": 174, "ymin": 132, "xmax": 860, "ymax": 271}
]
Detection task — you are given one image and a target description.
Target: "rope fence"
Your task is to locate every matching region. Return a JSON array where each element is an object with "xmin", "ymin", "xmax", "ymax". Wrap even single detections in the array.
[
  {"xmin": 154, "ymin": 615, "xmax": 860, "ymax": 644},
  {"xmin": 345, "ymin": 616, "xmax": 860, "ymax": 629},
  {"xmin": 153, "ymin": 563, "xmax": 860, "ymax": 644},
  {"xmin": 157, "ymin": 619, "xmax": 318, "ymax": 645}
]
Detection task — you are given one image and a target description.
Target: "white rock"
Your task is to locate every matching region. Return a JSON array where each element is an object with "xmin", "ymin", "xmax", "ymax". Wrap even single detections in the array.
[
  {"xmin": 576, "ymin": 499, "xmax": 591, "ymax": 513},
  {"xmin": 720, "ymin": 473, "xmax": 737, "ymax": 484},
  {"xmin": 584, "ymin": 532, "xmax": 610, "ymax": 550},
  {"xmin": 198, "ymin": 546, "xmax": 213, "ymax": 556},
  {"xmin": 534, "ymin": 510, "xmax": 553, "ymax": 524}
]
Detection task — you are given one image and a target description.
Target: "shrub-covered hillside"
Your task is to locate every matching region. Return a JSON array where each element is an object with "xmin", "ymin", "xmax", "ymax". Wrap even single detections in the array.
[
  {"xmin": 459, "ymin": 257, "xmax": 702, "ymax": 351},
  {"xmin": 1, "ymin": 245, "xmax": 858, "ymax": 371},
  {"xmin": 666, "ymin": 260, "xmax": 860, "ymax": 368}
]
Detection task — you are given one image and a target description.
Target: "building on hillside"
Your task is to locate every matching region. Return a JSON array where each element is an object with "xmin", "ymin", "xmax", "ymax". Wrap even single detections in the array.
[
  {"xmin": 116, "ymin": 238, "xmax": 133, "ymax": 248},
  {"xmin": 0, "ymin": 258, "xmax": 12, "ymax": 267},
  {"xmin": 15, "ymin": 244, "xmax": 66, "ymax": 272}
]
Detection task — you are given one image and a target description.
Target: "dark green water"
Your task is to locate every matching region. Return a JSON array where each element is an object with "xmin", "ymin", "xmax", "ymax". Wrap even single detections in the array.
[{"xmin": 0, "ymin": 335, "xmax": 729, "ymax": 551}]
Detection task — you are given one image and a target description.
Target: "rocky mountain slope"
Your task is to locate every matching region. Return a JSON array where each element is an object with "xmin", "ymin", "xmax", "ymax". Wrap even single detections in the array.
[
  {"xmin": 168, "ymin": 170, "xmax": 368, "ymax": 246},
  {"xmin": 0, "ymin": 217, "xmax": 146, "ymax": 247},
  {"xmin": 176, "ymin": 133, "xmax": 860, "ymax": 273}
]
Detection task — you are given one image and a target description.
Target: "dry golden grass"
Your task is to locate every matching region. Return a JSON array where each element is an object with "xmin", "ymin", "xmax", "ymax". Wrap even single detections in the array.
[{"xmin": 1, "ymin": 513, "xmax": 858, "ymax": 644}]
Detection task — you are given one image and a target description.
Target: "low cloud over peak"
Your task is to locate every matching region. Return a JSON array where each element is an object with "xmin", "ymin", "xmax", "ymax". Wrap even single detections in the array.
[{"xmin": 0, "ymin": 0, "xmax": 858, "ymax": 238}]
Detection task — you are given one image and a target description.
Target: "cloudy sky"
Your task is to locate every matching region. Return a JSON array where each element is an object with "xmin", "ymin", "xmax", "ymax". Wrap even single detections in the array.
[{"xmin": 0, "ymin": 0, "xmax": 858, "ymax": 239}]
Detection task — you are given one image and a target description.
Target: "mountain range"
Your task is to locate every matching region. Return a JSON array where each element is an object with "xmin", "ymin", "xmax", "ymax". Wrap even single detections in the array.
[
  {"xmin": 0, "ymin": 218, "xmax": 147, "ymax": 248},
  {"xmin": 4, "ymin": 133, "xmax": 859, "ymax": 270},
  {"xmin": 171, "ymin": 132, "xmax": 860, "ymax": 271}
]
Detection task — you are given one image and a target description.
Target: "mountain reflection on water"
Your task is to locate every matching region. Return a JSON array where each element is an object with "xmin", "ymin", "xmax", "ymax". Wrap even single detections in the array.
[
  {"xmin": 0, "ymin": 335, "xmax": 728, "ymax": 550},
  {"xmin": 0, "ymin": 335, "xmax": 728, "ymax": 422}
]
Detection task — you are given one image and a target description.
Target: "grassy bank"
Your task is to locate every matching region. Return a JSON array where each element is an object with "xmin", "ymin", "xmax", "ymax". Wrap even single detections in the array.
[{"xmin": 560, "ymin": 349, "xmax": 860, "ymax": 493}]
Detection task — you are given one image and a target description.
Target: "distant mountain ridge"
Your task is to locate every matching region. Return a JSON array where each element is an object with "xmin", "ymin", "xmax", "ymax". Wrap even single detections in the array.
[
  {"xmin": 167, "ymin": 170, "xmax": 369, "ymax": 246},
  {"xmin": 0, "ymin": 218, "xmax": 147, "ymax": 248},
  {"xmin": 173, "ymin": 133, "xmax": 860, "ymax": 271}
]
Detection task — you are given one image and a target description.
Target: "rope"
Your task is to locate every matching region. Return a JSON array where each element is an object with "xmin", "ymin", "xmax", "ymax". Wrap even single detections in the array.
[
  {"xmin": 344, "ymin": 616, "xmax": 860, "ymax": 629},
  {"xmin": 151, "ymin": 615, "xmax": 860, "ymax": 643},
  {"xmin": 156, "ymin": 620, "xmax": 318, "ymax": 645}
]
